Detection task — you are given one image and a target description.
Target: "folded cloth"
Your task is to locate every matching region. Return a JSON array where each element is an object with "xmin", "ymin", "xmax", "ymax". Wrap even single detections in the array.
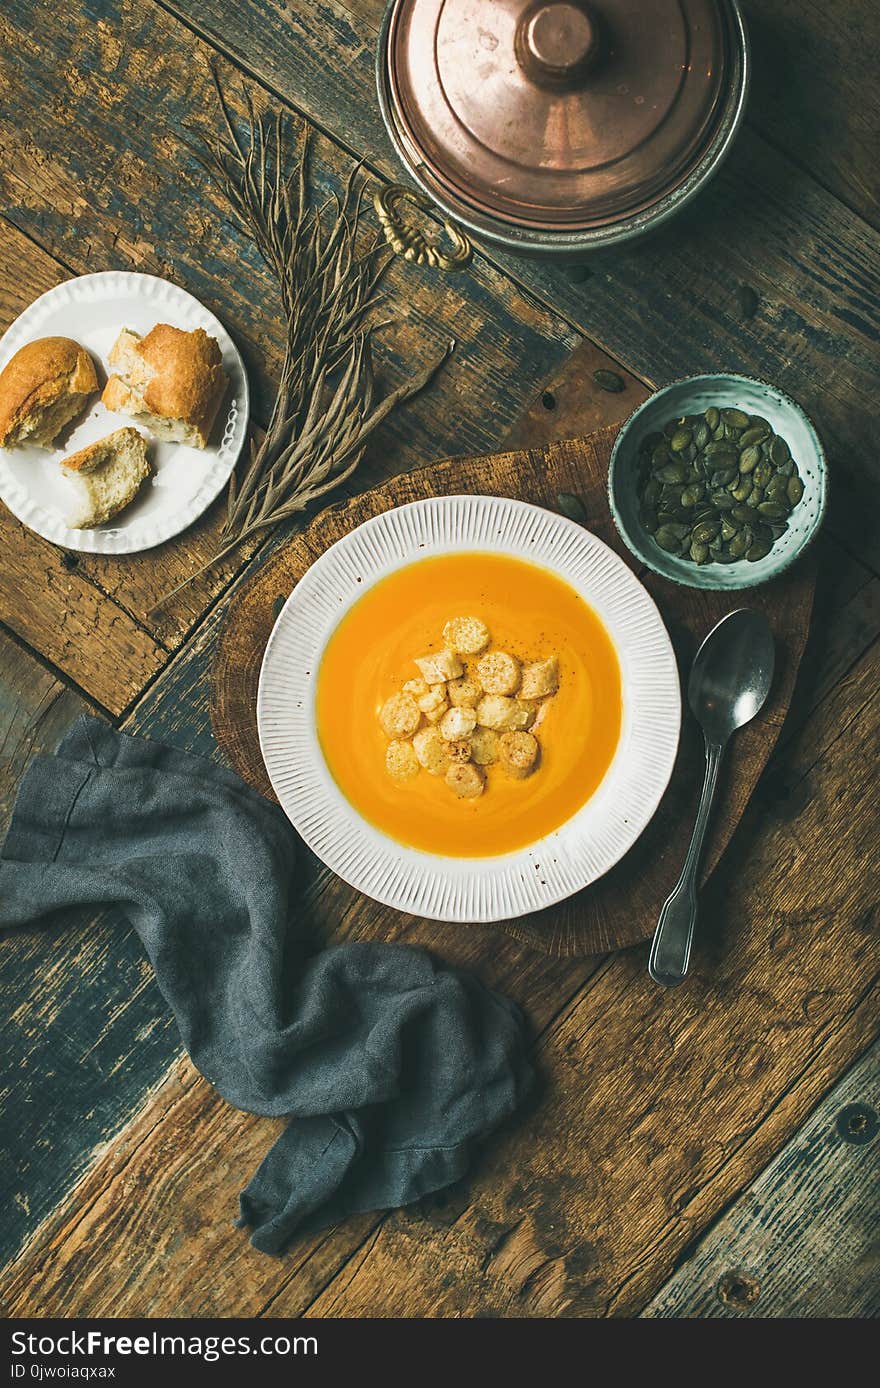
[{"xmin": 0, "ymin": 716, "xmax": 532, "ymax": 1253}]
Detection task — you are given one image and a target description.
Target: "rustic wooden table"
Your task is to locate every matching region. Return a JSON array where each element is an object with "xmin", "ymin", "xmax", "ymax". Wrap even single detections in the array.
[{"xmin": 1, "ymin": 0, "xmax": 878, "ymax": 1320}]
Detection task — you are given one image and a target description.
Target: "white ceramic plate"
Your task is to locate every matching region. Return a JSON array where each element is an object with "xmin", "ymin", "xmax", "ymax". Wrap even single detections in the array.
[
  {"xmin": 0, "ymin": 271, "xmax": 249, "ymax": 553},
  {"xmin": 258, "ymin": 496, "xmax": 682, "ymax": 924}
]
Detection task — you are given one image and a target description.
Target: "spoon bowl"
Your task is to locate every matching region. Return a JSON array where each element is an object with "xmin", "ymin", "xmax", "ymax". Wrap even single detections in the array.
[{"xmin": 689, "ymin": 609, "xmax": 775, "ymax": 746}]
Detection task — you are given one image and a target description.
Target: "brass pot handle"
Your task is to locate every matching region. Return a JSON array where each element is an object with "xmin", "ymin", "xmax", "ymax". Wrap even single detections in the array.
[{"xmin": 373, "ymin": 183, "xmax": 472, "ymax": 271}]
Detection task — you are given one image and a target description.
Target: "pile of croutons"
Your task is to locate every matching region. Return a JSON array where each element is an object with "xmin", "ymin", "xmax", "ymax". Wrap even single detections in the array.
[{"xmin": 378, "ymin": 615, "xmax": 559, "ymax": 799}]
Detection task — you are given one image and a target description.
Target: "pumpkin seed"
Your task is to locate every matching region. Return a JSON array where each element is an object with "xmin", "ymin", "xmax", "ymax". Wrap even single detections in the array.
[
  {"xmin": 693, "ymin": 420, "xmax": 710, "ymax": 449},
  {"xmin": 739, "ymin": 445, "xmax": 762, "ymax": 474},
  {"xmin": 746, "ymin": 539, "xmax": 772, "ymax": 562},
  {"xmin": 757, "ymin": 500, "xmax": 790, "ymax": 519},
  {"xmin": 642, "ymin": 477, "xmax": 661, "ymax": 505},
  {"xmin": 710, "ymin": 491, "xmax": 736, "ymax": 509},
  {"xmin": 787, "ymin": 476, "xmax": 804, "ymax": 505},
  {"xmin": 731, "ymin": 505, "xmax": 754, "ymax": 524},
  {"xmin": 728, "ymin": 532, "xmax": 749, "ymax": 558},
  {"xmin": 714, "ymin": 551, "xmax": 738, "ymax": 564},
  {"xmin": 652, "ymin": 444, "xmax": 670, "ymax": 466},
  {"xmin": 556, "ymin": 492, "xmax": 587, "ymax": 523},
  {"xmin": 680, "ymin": 485, "xmax": 705, "ymax": 507},
  {"xmin": 593, "ymin": 368, "xmax": 626, "ymax": 393},
  {"xmin": 739, "ymin": 424, "xmax": 770, "ymax": 448},
  {"xmin": 670, "ymin": 428, "xmax": 693, "ymax": 452},
  {"xmin": 690, "ymin": 541, "xmax": 710, "ymax": 564},
  {"xmin": 720, "ymin": 518, "xmax": 738, "ymax": 542},
  {"xmin": 655, "ymin": 524, "xmax": 691, "ymax": 551},
  {"xmin": 776, "ymin": 457, "xmax": 795, "ymax": 477},
  {"xmin": 770, "ymin": 435, "xmax": 790, "ymax": 466},
  {"xmin": 746, "ymin": 488, "xmax": 763, "ymax": 508},
  {"xmin": 705, "ymin": 406, "xmax": 720, "ymax": 430},
  {"xmin": 722, "ymin": 407, "xmax": 750, "ymax": 429},
  {"xmin": 731, "ymin": 478, "xmax": 753, "ymax": 502},
  {"xmin": 710, "ymin": 465, "xmax": 739, "ymax": 487},
  {"xmin": 657, "ymin": 463, "xmax": 689, "ymax": 484},
  {"xmin": 692, "ymin": 519, "xmax": 721, "ymax": 544},
  {"xmin": 753, "ymin": 460, "xmax": 773, "ymax": 489}
]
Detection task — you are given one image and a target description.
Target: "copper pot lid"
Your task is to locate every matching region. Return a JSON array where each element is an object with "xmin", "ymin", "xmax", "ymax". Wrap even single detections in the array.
[{"xmin": 383, "ymin": 0, "xmax": 737, "ymax": 230}]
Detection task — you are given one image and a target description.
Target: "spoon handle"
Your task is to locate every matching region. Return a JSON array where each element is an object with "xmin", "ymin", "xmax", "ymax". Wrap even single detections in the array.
[{"xmin": 648, "ymin": 739, "xmax": 724, "ymax": 987}]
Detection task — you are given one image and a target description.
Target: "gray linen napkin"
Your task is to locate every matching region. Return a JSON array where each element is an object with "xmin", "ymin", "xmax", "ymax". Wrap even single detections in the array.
[{"xmin": 0, "ymin": 716, "xmax": 532, "ymax": 1253}]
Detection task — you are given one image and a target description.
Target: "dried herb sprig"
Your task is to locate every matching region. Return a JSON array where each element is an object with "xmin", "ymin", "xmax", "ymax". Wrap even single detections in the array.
[{"xmin": 153, "ymin": 69, "xmax": 452, "ymax": 608}]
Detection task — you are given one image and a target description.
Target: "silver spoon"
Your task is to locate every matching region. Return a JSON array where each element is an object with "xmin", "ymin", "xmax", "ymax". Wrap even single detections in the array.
[{"xmin": 648, "ymin": 609, "xmax": 775, "ymax": 987}]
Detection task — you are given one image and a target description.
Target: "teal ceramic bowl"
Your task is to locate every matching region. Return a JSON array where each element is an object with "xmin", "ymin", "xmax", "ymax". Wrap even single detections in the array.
[{"xmin": 608, "ymin": 374, "xmax": 828, "ymax": 590}]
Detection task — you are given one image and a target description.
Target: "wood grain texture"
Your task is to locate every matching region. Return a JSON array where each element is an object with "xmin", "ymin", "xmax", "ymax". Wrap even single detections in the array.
[
  {"xmin": 162, "ymin": 0, "xmax": 880, "ymax": 575},
  {"xmin": 742, "ymin": 0, "xmax": 880, "ymax": 227},
  {"xmin": 642, "ymin": 1042, "xmax": 880, "ymax": 1318},
  {"xmin": 3, "ymin": 625, "xmax": 877, "ymax": 1317},
  {"xmin": 211, "ymin": 425, "xmax": 815, "ymax": 957}
]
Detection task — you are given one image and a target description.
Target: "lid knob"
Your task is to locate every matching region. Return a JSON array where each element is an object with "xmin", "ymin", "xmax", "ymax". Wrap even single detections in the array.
[{"xmin": 516, "ymin": 1, "xmax": 602, "ymax": 88}]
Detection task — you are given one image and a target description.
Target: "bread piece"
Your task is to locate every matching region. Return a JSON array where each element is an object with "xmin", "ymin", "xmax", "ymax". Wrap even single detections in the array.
[
  {"xmin": 0, "ymin": 337, "xmax": 97, "ymax": 448},
  {"xmin": 445, "ymin": 738, "xmax": 473, "ymax": 764},
  {"xmin": 417, "ymin": 686, "xmax": 448, "ymax": 723},
  {"xmin": 61, "ymin": 427, "xmax": 150, "ymax": 528},
  {"xmin": 440, "ymin": 706, "xmax": 477, "ymax": 741},
  {"xmin": 498, "ymin": 731, "xmax": 539, "ymax": 779},
  {"xmin": 385, "ymin": 740, "xmax": 419, "ymax": 781},
  {"xmin": 378, "ymin": 692, "xmax": 421, "ymax": 739},
  {"xmin": 445, "ymin": 762, "xmax": 484, "ymax": 799},
  {"xmin": 447, "ymin": 676, "xmax": 481, "ymax": 708},
  {"xmin": 102, "ymin": 324, "xmax": 227, "ymax": 448},
  {"xmin": 442, "ymin": 616, "xmax": 490, "ymax": 655},
  {"xmin": 476, "ymin": 650, "xmax": 521, "ymax": 695},
  {"xmin": 470, "ymin": 727, "xmax": 499, "ymax": 766},
  {"xmin": 414, "ymin": 650, "xmax": 463, "ymax": 684},
  {"xmin": 520, "ymin": 656, "xmax": 560, "ymax": 700},
  {"xmin": 476, "ymin": 694, "xmax": 532, "ymax": 732},
  {"xmin": 413, "ymin": 726, "xmax": 448, "ymax": 775}
]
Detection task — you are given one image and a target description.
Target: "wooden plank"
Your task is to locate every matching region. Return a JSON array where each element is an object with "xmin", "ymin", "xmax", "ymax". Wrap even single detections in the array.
[
  {"xmin": 160, "ymin": 0, "xmax": 880, "ymax": 574},
  {"xmin": 1, "ymin": 592, "xmax": 877, "ymax": 1314},
  {"xmin": 642, "ymin": 1042, "xmax": 880, "ymax": 1318},
  {"xmin": 742, "ymin": 0, "xmax": 880, "ymax": 227},
  {"xmin": 0, "ymin": 0, "xmax": 589, "ymax": 657},
  {"xmin": 0, "ymin": 627, "xmax": 180, "ymax": 1263}
]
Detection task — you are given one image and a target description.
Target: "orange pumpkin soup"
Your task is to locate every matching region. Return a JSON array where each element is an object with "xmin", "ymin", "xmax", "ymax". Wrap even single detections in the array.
[{"xmin": 316, "ymin": 552, "xmax": 622, "ymax": 856}]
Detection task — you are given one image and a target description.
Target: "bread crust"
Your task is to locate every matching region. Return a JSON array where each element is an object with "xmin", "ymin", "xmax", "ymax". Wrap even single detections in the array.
[
  {"xmin": 102, "ymin": 324, "xmax": 227, "ymax": 445},
  {"xmin": 0, "ymin": 337, "xmax": 98, "ymax": 445}
]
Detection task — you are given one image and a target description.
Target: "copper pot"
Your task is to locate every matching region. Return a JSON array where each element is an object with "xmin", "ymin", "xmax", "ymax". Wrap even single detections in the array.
[{"xmin": 376, "ymin": 0, "xmax": 749, "ymax": 261}]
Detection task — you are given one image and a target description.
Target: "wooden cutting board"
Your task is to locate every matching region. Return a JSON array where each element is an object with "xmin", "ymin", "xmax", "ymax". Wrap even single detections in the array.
[{"xmin": 211, "ymin": 412, "xmax": 815, "ymax": 957}]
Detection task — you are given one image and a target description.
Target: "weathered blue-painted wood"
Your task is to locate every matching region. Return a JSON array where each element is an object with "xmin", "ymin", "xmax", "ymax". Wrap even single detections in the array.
[{"xmin": 642, "ymin": 1042, "xmax": 880, "ymax": 1317}]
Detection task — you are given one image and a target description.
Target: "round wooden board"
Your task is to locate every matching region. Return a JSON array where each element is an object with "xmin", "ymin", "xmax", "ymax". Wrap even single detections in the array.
[{"xmin": 211, "ymin": 424, "xmax": 815, "ymax": 957}]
